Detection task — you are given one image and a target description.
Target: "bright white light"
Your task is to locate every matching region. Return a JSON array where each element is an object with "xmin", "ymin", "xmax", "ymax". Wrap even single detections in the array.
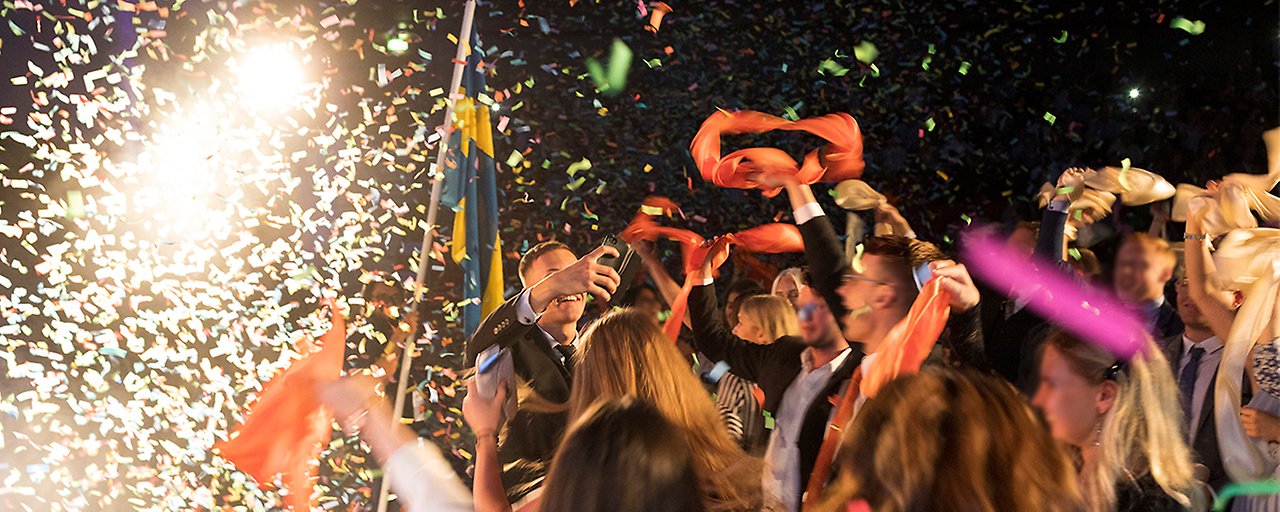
[
  {"xmin": 1128, "ymin": 88, "xmax": 1141, "ymax": 99},
  {"xmin": 237, "ymin": 45, "xmax": 306, "ymax": 109}
]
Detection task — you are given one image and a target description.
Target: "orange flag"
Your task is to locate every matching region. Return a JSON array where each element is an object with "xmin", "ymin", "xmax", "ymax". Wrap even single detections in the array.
[
  {"xmin": 860, "ymin": 277, "xmax": 953, "ymax": 398},
  {"xmin": 690, "ymin": 110, "xmax": 865, "ymax": 197},
  {"xmin": 216, "ymin": 300, "xmax": 346, "ymax": 510},
  {"xmin": 621, "ymin": 198, "xmax": 805, "ymax": 340}
]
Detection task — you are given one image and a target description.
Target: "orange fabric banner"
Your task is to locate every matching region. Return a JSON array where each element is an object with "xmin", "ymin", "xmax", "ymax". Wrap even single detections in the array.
[
  {"xmin": 621, "ymin": 197, "xmax": 805, "ymax": 340},
  {"xmin": 690, "ymin": 110, "xmax": 865, "ymax": 197},
  {"xmin": 216, "ymin": 301, "xmax": 346, "ymax": 510},
  {"xmin": 860, "ymin": 277, "xmax": 953, "ymax": 398}
]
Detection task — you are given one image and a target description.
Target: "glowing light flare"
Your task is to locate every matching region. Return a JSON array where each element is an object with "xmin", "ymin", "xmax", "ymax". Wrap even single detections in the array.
[
  {"xmin": 236, "ymin": 45, "xmax": 308, "ymax": 110},
  {"xmin": 1128, "ymin": 88, "xmax": 1141, "ymax": 99}
]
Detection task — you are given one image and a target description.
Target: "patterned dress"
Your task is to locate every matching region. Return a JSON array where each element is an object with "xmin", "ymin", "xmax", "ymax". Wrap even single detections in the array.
[{"xmin": 1234, "ymin": 340, "xmax": 1280, "ymax": 512}]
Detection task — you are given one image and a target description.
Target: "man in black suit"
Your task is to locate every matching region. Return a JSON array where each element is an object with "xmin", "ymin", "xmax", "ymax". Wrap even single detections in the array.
[
  {"xmin": 1161, "ymin": 274, "xmax": 1230, "ymax": 490},
  {"xmin": 688, "ymin": 174, "xmax": 985, "ymax": 511},
  {"xmin": 463, "ymin": 241, "xmax": 621, "ymax": 502},
  {"xmin": 1114, "ymin": 232, "xmax": 1184, "ymax": 339}
]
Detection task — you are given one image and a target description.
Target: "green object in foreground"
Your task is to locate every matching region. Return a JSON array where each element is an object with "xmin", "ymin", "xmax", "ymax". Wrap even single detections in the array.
[
  {"xmin": 586, "ymin": 38, "xmax": 633, "ymax": 97},
  {"xmin": 1214, "ymin": 480, "xmax": 1280, "ymax": 511}
]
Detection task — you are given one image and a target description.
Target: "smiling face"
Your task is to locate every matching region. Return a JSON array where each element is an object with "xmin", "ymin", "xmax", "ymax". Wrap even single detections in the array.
[
  {"xmin": 521, "ymin": 248, "xmax": 585, "ymax": 324},
  {"xmin": 795, "ymin": 286, "xmax": 839, "ymax": 346},
  {"xmin": 1112, "ymin": 237, "xmax": 1174, "ymax": 304}
]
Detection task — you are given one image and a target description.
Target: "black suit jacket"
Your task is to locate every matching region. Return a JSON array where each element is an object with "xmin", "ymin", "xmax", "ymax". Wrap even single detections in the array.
[
  {"xmin": 979, "ymin": 204, "xmax": 1068, "ymax": 393},
  {"xmin": 688, "ymin": 282, "xmax": 862, "ymax": 510},
  {"xmin": 464, "ymin": 294, "xmax": 572, "ymax": 501},
  {"xmin": 1159, "ymin": 334, "xmax": 1229, "ymax": 491}
]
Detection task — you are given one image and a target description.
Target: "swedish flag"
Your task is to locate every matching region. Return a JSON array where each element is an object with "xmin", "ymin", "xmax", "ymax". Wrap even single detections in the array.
[{"xmin": 442, "ymin": 25, "xmax": 503, "ymax": 337}]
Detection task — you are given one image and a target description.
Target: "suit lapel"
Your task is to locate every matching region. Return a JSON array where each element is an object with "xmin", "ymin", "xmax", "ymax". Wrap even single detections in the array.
[{"xmin": 528, "ymin": 328, "xmax": 573, "ymax": 382}]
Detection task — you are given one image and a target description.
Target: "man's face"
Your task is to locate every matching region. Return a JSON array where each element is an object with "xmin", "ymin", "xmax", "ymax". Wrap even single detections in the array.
[
  {"xmin": 1112, "ymin": 242, "xmax": 1170, "ymax": 304},
  {"xmin": 1005, "ymin": 226, "xmax": 1037, "ymax": 259},
  {"xmin": 523, "ymin": 248, "xmax": 584, "ymax": 324},
  {"xmin": 796, "ymin": 286, "xmax": 838, "ymax": 346},
  {"xmin": 1174, "ymin": 278, "xmax": 1207, "ymax": 329},
  {"xmin": 836, "ymin": 254, "xmax": 895, "ymax": 344}
]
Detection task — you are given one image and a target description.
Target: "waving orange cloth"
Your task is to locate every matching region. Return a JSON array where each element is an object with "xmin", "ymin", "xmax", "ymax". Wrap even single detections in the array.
[
  {"xmin": 216, "ymin": 302, "xmax": 346, "ymax": 510},
  {"xmin": 802, "ymin": 278, "xmax": 952, "ymax": 509},
  {"xmin": 860, "ymin": 277, "xmax": 953, "ymax": 398},
  {"xmin": 690, "ymin": 110, "xmax": 865, "ymax": 197},
  {"xmin": 621, "ymin": 197, "xmax": 805, "ymax": 340}
]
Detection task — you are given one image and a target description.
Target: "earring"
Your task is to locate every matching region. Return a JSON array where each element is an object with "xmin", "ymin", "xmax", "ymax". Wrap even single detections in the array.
[{"xmin": 1093, "ymin": 417, "xmax": 1103, "ymax": 447}]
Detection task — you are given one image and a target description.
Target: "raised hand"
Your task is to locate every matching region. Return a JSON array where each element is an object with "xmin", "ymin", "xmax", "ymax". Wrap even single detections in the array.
[
  {"xmin": 929, "ymin": 260, "xmax": 980, "ymax": 313},
  {"xmin": 529, "ymin": 244, "xmax": 623, "ymax": 312},
  {"xmin": 462, "ymin": 378, "xmax": 510, "ymax": 435}
]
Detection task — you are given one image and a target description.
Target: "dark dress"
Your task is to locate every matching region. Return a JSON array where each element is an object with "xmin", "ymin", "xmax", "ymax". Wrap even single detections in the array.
[{"xmin": 1115, "ymin": 472, "xmax": 1185, "ymax": 512}]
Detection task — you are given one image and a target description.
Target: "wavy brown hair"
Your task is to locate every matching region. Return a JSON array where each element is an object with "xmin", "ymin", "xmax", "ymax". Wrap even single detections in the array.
[
  {"xmin": 815, "ymin": 367, "xmax": 1085, "ymax": 512},
  {"xmin": 570, "ymin": 309, "xmax": 764, "ymax": 511}
]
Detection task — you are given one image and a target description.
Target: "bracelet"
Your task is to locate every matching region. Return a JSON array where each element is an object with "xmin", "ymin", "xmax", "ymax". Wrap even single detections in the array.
[
  {"xmin": 475, "ymin": 430, "xmax": 498, "ymax": 443},
  {"xmin": 1184, "ymin": 233, "xmax": 1207, "ymax": 241}
]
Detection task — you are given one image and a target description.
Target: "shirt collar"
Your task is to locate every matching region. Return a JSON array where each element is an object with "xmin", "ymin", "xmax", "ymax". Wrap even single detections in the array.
[
  {"xmin": 801, "ymin": 346, "xmax": 852, "ymax": 373},
  {"xmin": 1182, "ymin": 335, "xmax": 1224, "ymax": 356}
]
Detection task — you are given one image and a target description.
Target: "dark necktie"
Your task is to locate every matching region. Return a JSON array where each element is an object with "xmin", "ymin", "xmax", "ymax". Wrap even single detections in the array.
[
  {"xmin": 555, "ymin": 344, "xmax": 577, "ymax": 371},
  {"xmin": 1178, "ymin": 346, "xmax": 1205, "ymax": 427}
]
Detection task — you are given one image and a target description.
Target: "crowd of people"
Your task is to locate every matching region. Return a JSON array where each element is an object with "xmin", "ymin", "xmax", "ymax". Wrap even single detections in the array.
[{"xmin": 317, "ymin": 127, "xmax": 1280, "ymax": 512}]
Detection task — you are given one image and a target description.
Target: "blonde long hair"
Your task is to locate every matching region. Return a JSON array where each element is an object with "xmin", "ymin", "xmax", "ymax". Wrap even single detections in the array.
[
  {"xmin": 570, "ymin": 309, "xmax": 763, "ymax": 511},
  {"xmin": 1044, "ymin": 331, "xmax": 1201, "ymax": 511},
  {"xmin": 737, "ymin": 294, "xmax": 800, "ymax": 341},
  {"xmin": 815, "ymin": 368, "xmax": 1085, "ymax": 512}
]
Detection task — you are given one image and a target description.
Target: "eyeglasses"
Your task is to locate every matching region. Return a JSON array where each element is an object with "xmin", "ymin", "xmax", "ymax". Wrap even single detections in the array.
[{"xmin": 841, "ymin": 273, "xmax": 892, "ymax": 287}]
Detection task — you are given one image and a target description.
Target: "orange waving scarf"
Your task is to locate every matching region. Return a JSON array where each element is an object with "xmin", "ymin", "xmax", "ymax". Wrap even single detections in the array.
[
  {"xmin": 860, "ymin": 277, "xmax": 953, "ymax": 398},
  {"xmin": 690, "ymin": 110, "xmax": 865, "ymax": 197},
  {"xmin": 216, "ymin": 301, "xmax": 346, "ymax": 510},
  {"xmin": 621, "ymin": 197, "xmax": 805, "ymax": 341}
]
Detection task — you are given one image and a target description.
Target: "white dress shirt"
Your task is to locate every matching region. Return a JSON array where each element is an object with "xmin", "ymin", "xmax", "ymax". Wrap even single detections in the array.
[
  {"xmin": 762, "ymin": 347, "xmax": 851, "ymax": 511},
  {"xmin": 514, "ymin": 288, "xmax": 573, "ymax": 365},
  {"xmin": 385, "ymin": 440, "xmax": 474, "ymax": 511},
  {"xmin": 1180, "ymin": 335, "xmax": 1224, "ymax": 442}
]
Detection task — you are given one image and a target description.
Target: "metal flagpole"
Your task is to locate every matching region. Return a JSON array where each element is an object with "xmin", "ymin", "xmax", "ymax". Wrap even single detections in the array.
[{"xmin": 375, "ymin": 1, "xmax": 477, "ymax": 511}]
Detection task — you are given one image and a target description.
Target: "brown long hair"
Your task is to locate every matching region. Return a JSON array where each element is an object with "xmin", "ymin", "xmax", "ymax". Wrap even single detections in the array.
[
  {"xmin": 540, "ymin": 397, "xmax": 705, "ymax": 512},
  {"xmin": 815, "ymin": 367, "xmax": 1085, "ymax": 512},
  {"xmin": 570, "ymin": 309, "xmax": 764, "ymax": 511},
  {"xmin": 1043, "ymin": 330, "xmax": 1200, "ymax": 511}
]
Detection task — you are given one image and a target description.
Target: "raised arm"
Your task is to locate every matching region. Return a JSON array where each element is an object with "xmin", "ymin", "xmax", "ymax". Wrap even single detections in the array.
[
  {"xmin": 754, "ymin": 174, "xmax": 850, "ymax": 326},
  {"xmin": 319, "ymin": 377, "xmax": 475, "ymax": 512},
  {"xmin": 687, "ymin": 260, "xmax": 778, "ymax": 383},
  {"xmin": 1037, "ymin": 168, "xmax": 1084, "ymax": 262},
  {"xmin": 632, "ymin": 240, "xmax": 689, "ymax": 327},
  {"xmin": 1184, "ymin": 197, "xmax": 1237, "ymax": 340},
  {"xmin": 462, "ymin": 379, "xmax": 514, "ymax": 512}
]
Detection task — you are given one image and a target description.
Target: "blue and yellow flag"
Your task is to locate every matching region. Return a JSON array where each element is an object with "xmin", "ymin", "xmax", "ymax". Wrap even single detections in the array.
[{"xmin": 442, "ymin": 26, "xmax": 504, "ymax": 337}]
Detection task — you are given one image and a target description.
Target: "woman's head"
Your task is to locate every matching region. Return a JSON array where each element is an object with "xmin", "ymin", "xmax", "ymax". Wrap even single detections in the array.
[
  {"xmin": 732, "ymin": 294, "xmax": 800, "ymax": 344},
  {"xmin": 540, "ymin": 397, "xmax": 704, "ymax": 512},
  {"xmin": 817, "ymin": 368, "xmax": 1083, "ymax": 512},
  {"xmin": 1032, "ymin": 329, "xmax": 1197, "ymax": 510},
  {"xmin": 771, "ymin": 267, "xmax": 805, "ymax": 306},
  {"xmin": 572, "ymin": 309, "xmax": 762, "ymax": 510}
]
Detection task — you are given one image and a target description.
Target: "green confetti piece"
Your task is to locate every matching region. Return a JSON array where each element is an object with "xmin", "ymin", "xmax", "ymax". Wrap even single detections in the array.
[
  {"xmin": 921, "ymin": 56, "xmax": 932, "ymax": 70},
  {"xmin": 818, "ymin": 58, "xmax": 849, "ymax": 76},
  {"xmin": 505, "ymin": 150, "xmax": 524, "ymax": 168},
  {"xmin": 1053, "ymin": 30, "xmax": 1068, "ymax": 43},
  {"xmin": 925, "ymin": 118, "xmax": 936, "ymax": 132},
  {"xmin": 585, "ymin": 39, "xmax": 633, "ymax": 97},
  {"xmin": 1068, "ymin": 248, "xmax": 1082, "ymax": 261},
  {"xmin": 853, "ymin": 41, "xmax": 879, "ymax": 64},
  {"xmin": 66, "ymin": 190, "xmax": 84, "ymax": 218},
  {"xmin": 1215, "ymin": 481, "xmax": 1280, "ymax": 511},
  {"xmin": 763, "ymin": 410, "xmax": 775, "ymax": 430},
  {"xmin": 960, "ymin": 213, "xmax": 972, "ymax": 225},
  {"xmin": 1170, "ymin": 17, "xmax": 1206, "ymax": 36},
  {"xmin": 1119, "ymin": 158, "xmax": 1133, "ymax": 190},
  {"xmin": 566, "ymin": 157, "xmax": 592, "ymax": 176},
  {"xmin": 566, "ymin": 176, "xmax": 587, "ymax": 191},
  {"xmin": 643, "ymin": 58, "xmax": 662, "ymax": 68},
  {"xmin": 1043, "ymin": 112, "xmax": 1057, "ymax": 125},
  {"xmin": 869, "ymin": 63, "xmax": 881, "ymax": 77},
  {"xmin": 958, "ymin": 61, "xmax": 971, "ymax": 75}
]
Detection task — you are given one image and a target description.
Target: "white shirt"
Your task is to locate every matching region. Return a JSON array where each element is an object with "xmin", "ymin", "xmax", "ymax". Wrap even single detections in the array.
[
  {"xmin": 514, "ymin": 288, "xmax": 573, "ymax": 366},
  {"xmin": 1180, "ymin": 335, "xmax": 1224, "ymax": 442},
  {"xmin": 762, "ymin": 347, "xmax": 852, "ymax": 511},
  {"xmin": 385, "ymin": 440, "xmax": 474, "ymax": 511}
]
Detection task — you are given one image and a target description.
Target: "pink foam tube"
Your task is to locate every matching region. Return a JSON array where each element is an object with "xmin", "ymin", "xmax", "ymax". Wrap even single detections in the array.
[{"xmin": 960, "ymin": 230, "xmax": 1147, "ymax": 360}]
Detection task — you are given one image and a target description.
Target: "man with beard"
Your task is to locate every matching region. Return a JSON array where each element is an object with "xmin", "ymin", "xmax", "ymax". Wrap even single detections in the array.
[{"xmin": 464, "ymin": 240, "xmax": 621, "ymax": 502}]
